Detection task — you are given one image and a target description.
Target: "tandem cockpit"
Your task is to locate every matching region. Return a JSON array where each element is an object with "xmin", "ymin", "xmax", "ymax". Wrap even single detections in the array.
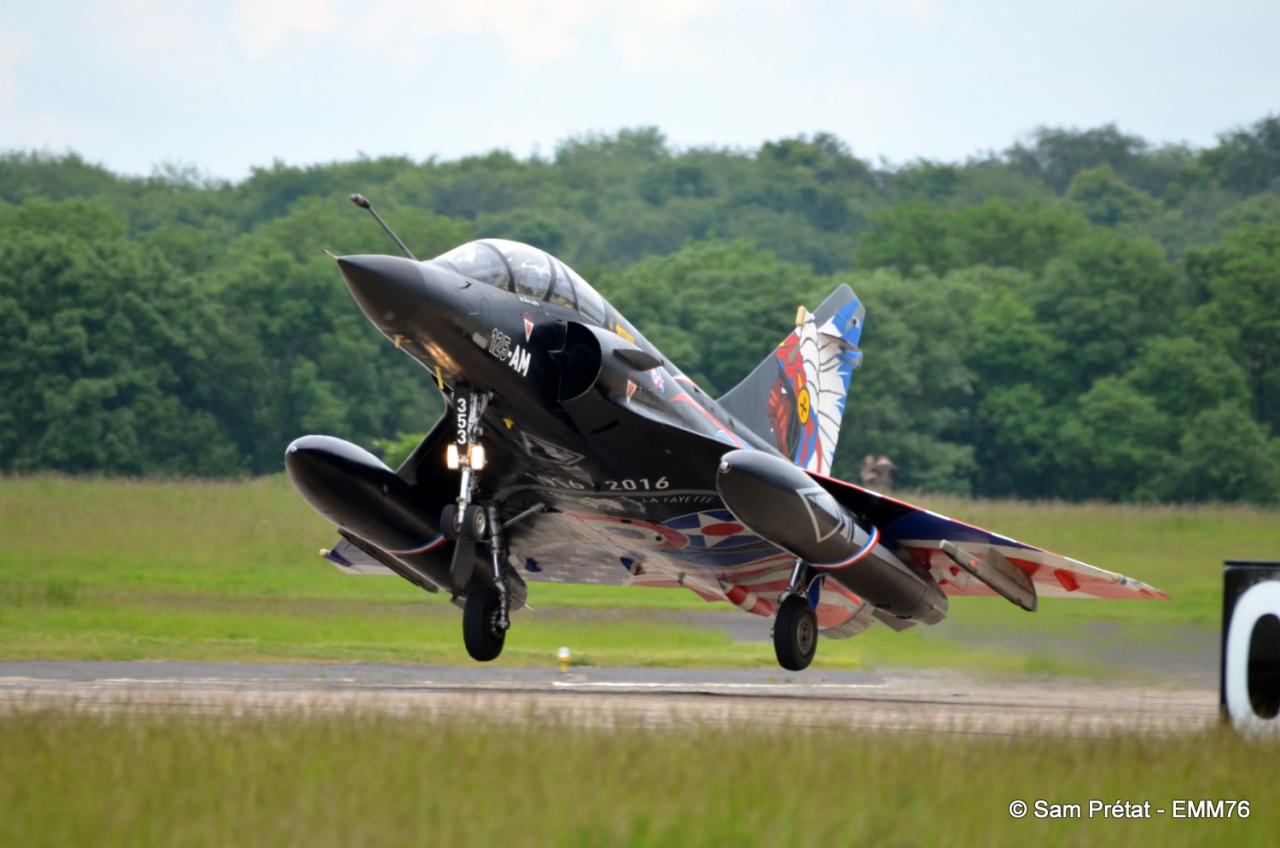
[{"xmin": 434, "ymin": 239, "xmax": 609, "ymax": 326}]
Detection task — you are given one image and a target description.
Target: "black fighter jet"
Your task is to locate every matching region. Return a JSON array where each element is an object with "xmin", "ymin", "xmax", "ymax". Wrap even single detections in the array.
[{"xmin": 285, "ymin": 197, "xmax": 1166, "ymax": 671}]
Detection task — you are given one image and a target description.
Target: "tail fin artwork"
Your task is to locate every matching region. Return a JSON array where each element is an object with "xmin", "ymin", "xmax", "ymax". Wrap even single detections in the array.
[{"xmin": 718, "ymin": 285, "xmax": 864, "ymax": 476}]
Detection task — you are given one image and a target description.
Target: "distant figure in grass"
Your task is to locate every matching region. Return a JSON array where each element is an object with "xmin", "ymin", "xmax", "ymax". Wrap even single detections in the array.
[
  {"xmin": 873, "ymin": 455, "xmax": 897, "ymax": 491},
  {"xmin": 860, "ymin": 454, "xmax": 878, "ymax": 487}
]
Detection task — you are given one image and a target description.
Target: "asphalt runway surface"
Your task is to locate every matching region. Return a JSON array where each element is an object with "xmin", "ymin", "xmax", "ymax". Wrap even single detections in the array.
[{"xmin": 0, "ymin": 660, "xmax": 1219, "ymax": 736}]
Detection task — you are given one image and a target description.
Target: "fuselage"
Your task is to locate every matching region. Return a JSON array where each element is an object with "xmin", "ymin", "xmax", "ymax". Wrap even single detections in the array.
[{"xmin": 286, "ymin": 233, "xmax": 1163, "ymax": 669}]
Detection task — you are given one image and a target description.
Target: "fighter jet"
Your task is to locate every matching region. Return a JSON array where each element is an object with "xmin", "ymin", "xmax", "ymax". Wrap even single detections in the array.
[{"xmin": 285, "ymin": 197, "xmax": 1167, "ymax": 671}]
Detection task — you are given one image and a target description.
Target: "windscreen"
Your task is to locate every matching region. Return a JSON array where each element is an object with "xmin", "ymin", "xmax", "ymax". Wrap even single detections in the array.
[
  {"xmin": 434, "ymin": 239, "xmax": 610, "ymax": 326},
  {"xmin": 435, "ymin": 241, "xmax": 510, "ymax": 289}
]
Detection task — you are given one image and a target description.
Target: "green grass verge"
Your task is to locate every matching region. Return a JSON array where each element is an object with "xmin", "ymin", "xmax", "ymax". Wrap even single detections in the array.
[
  {"xmin": 2, "ymin": 475, "xmax": 1274, "ymax": 670},
  {"xmin": 2, "ymin": 709, "xmax": 1275, "ymax": 847},
  {"xmin": 0, "ymin": 588, "xmax": 1087, "ymax": 674},
  {"xmin": 0, "ymin": 475, "xmax": 714, "ymax": 608}
]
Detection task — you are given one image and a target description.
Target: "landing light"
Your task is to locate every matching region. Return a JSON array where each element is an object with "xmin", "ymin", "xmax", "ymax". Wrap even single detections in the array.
[
  {"xmin": 446, "ymin": 443, "xmax": 460, "ymax": 469},
  {"xmin": 469, "ymin": 444, "xmax": 486, "ymax": 470}
]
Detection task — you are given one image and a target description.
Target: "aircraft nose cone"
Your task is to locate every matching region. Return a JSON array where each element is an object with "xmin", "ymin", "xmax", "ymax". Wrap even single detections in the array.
[{"xmin": 337, "ymin": 254, "xmax": 428, "ymax": 328}]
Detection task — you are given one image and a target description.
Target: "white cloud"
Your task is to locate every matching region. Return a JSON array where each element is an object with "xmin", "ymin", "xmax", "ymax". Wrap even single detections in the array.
[
  {"xmin": 892, "ymin": 0, "xmax": 942, "ymax": 25},
  {"xmin": 612, "ymin": 0, "xmax": 793, "ymax": 74},
  {"xmin": 0, "ymin": 24, "xmax": 33, "ymax": 110},
  {"xmin": 341, "ymin": 0, "xmax": 791, "ymax": 72},
  {"xmin": 85, "ymin": 1, "xmax": 232, "ymax": 82},
  {"xmin": 77, "ymin": 0, "xmax": 794, "ymax": 79},
  {"xmin": 343, "ymin": 0, "xmax": 598, "ymax": 68},
  {"xmin": 231, "ymin": 0, "xmax": 338, "ymax": 59}
]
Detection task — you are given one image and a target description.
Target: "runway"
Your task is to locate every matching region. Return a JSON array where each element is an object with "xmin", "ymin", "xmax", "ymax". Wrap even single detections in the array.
[{"xmin": 0, "ymin": 660, "xmax": 1219, "ymax": 736}]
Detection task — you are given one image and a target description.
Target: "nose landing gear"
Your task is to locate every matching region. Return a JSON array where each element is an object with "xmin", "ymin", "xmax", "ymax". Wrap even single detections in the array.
[
  {"xmin": 463, "ymin": 584, "xmax": 506, "ymax": 661},
  {"xmin": 442, "ymin": 387, "xmax": 514, "ymax": 662}
]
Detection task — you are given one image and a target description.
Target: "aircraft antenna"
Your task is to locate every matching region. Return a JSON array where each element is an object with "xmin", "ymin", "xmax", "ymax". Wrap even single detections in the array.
[{"xmin": 349, "ymin": 193, "xmax": 418, "ymax": 260}]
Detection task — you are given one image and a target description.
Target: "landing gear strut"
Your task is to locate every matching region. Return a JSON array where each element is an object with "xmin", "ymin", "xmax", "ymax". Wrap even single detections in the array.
[
  {"xmin": 773, "ymin": 559, "xmax": 818, "ymax": 671},
  {"xmin": 447, "ymin": 386, "xmax": 491, "ymax": 519},
  {"xmin": 443, "ymin": 386, "xmax": 512, "ymax": 661}
]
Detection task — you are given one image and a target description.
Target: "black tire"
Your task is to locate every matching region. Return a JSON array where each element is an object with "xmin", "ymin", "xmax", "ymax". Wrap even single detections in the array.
[
  {"xmin": 463, "ymin": 585, "xmax": 506, "ymax": 662},
  {"xmin": 774, "ymin": 594, "xmax": 818, "ymax": 671},
  {"xmin": 440, "ymin": 504, "xmax": 459, "ymax": 540},
  {"xmin": 441, "ymin": 504, "xmax": 484, "ymax": 542},
  {"xmin": 469, "ymin": 504, "xmax": 488, "ymax": 539}
]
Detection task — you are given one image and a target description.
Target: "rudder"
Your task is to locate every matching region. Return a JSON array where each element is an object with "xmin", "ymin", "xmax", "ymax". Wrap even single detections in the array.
[{"xmin": 717, "ymin": 285, "xmax": 864, "ymax": 475}]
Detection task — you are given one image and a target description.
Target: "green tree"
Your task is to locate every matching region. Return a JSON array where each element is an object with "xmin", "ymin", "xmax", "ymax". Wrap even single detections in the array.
[
  {"xmin": 1120, "ymin": 336, "xmax": 1251, "ymax": 420},
  {"xmin": 853, "ymin": 203, "xmax": 962, "ymax": 274},
  {"xmin": 972, "ymin": 384, "xmax": 1058, "ymax": 497},
  {"xmin": 602, "ymin": 240, "xmax": 820, "ymax": 393},
  {"xmin": 1164, "ymin": 403, "xmax": 1279, "ymax": 503},
  {"xmin": 836, "ymin": 268, "xmax": 977, "ymax": 493},
  {"xmin": 0, "ymin": 204, "xmax": 247, "ymax": 474},
  {"xmin": 1066, "ymin": 165, "xmax": 1158, "ymax": 227},
  {"xmin": 1202, "ymin": 115, "xmax": 1280, "ymax": 194},
  {"xmin": 1007, "ymin": 124, "xmax": 1154, "ymax": 194},
  {"xmin": 1055, "ymin": 378, "xmax": 1174, "ymax": 501},
  {"xmin": 1033, "ymin": 231, "xmax": 1182, "ymax": 390},
  {"xmin": 967, "ymin": 285, "xmax": 1067, "ymax": 390},
  {"xmin": 1186, "ymin": 224, "xmax": 1280, "ymax": 432}
]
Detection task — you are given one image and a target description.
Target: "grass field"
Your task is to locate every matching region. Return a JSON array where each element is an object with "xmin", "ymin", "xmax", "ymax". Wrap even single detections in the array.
[
  {"xmin": 1, "ymin": 475, "xmax": 1275, "ymax": 671},
  {"xmin": 1, "ymin": 708, "xmax": 1275, "ymax": 847}
]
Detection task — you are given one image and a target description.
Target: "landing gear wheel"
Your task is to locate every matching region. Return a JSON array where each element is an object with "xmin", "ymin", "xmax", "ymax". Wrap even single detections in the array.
[
  {"xmin": 442, "ymin": 504, "xmax": 486, "ymax": 542},
  {"xmin": 441, "ymin": 504, "xmax": 460, "ymax": 540},
  {"xmin": 469, "ymin": 504, "xmax": 488, "ymax": 538},
  {"xmin": 463, "ymin": 584, "xmax": 506, "ymax": 662},
  {"xmin": 774, "ymin": 594, "xmax": 817, "ymax": 671}
]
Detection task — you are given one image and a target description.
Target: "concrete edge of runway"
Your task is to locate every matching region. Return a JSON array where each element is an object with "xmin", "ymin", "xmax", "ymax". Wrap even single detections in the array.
[{"xmin": 0, "ymin": 660, "xmax": 1221, "ymax": 737}]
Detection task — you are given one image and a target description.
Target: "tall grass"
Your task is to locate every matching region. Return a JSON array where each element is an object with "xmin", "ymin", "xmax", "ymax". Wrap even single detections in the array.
[{"xmin": 1, "ymin": 708, "xmax": 1275, "ymax": 847}]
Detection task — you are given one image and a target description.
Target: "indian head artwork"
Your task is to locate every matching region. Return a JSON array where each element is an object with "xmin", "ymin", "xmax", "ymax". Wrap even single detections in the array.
[{"xmin": 762, "ymin": 295, "xmax": 864, "ymax": 476}]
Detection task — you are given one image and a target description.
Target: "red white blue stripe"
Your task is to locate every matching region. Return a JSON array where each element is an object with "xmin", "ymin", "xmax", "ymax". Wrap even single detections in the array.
[
  {"xmin": 810, "ymin": 525, "xmax": 880, "ymax": 570},
  {"xmin": 387, "ymin": 534, "xmax": 447, "ymax": 556}
]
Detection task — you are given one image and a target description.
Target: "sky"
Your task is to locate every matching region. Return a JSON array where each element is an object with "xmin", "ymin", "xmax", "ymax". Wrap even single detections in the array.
[{"xmin": 1, "ymin": 0, "xmax": 1277, "ymax": 181}]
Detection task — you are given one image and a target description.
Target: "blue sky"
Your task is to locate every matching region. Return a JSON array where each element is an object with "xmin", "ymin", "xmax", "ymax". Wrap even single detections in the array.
[{"xmin": 1, "ymin": 1, "xmax": 1276, "ymax": 180}]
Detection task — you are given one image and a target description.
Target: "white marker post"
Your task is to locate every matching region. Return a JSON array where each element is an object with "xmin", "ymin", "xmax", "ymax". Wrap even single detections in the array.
[{"xmin": 1221, "ymin": 560, "xmax": 1280, "ymax": 734}]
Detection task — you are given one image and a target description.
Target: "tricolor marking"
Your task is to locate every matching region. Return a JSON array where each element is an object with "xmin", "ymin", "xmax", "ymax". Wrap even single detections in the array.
[
  {"xmin": 387, "ymin": 534, "xmax": 447, "ymax": 556},
  {"xmin": 810, "ymin": 525, "xmax": 880, "ymax": 570}
]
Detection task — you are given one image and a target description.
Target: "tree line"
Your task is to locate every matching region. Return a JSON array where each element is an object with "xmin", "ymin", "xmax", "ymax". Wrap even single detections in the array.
[{"xmin": 1, "ymin": 117, "xmax": 1277, "ymax": 501}]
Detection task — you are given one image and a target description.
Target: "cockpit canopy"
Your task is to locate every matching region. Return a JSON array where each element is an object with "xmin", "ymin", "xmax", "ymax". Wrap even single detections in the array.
[{"xmin": 434, "ymin": 239, "xmax": 607, "ymax": 325}]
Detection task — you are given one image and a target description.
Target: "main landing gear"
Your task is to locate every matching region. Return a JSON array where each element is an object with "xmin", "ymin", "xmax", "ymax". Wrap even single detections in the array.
[{"xmin": 773, "ymin": 559, "xmax": 818, "ymax": 671}]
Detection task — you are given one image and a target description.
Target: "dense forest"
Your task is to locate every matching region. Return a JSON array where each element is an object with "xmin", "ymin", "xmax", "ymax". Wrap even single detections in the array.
[{"xmin": 2, "ymin": 117, "xmax": 1278, "ymax": 502}]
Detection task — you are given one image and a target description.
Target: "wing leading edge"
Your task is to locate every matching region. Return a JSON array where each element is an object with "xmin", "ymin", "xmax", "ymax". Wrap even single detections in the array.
[{"xmin": 805, "ymin": 472, "xmax": 1169, "ymax": 602}]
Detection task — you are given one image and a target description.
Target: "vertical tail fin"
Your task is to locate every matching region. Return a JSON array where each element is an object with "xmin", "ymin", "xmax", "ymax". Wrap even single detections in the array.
[{"xmin": 717, "ymin": 285, "xmax": 864, "ymax": 475}]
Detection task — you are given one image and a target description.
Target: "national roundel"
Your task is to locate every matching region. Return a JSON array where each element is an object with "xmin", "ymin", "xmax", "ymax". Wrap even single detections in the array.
[{"xmin": 663, "ymin": 510, "xmax": 761, "ymax": 549}]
